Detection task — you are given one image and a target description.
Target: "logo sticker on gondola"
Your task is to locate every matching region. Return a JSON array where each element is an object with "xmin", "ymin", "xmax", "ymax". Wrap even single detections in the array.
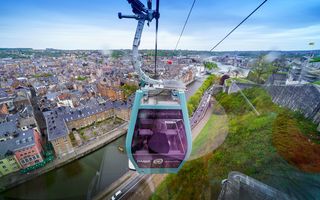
[{"xmin": 153, "ymin": 158, "xmax": 164, "ymax": 165}]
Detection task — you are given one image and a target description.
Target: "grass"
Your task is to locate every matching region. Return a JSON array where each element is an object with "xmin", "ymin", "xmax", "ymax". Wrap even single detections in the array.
[
  {"xmin": 313, "ymin": 80, "xmax": 320, "ymax": 85},
  {"xmin": 190, "ymin": 107, "xmax": 228, "ymax": 160},
  {"xmin": 151, "ymin": 87, "xmax": 320, "ymax": 200},
  {"xmin": 225, "ymin": 77, "xmax": 254, "ymax": 87},
  {"xmin": 246, "ymin": 70, "xmax": 270, "ymax": 84},
  {"xmin": 310, "ymin": 57, "xmax": 320, "ymax": 63},
  {"xmin": 76, "ymin": 76, "xmax": 87, "ymax": 81},
  {"xmin": 273, "ymin": 111, "xmax": 320, "ymax": 172}
]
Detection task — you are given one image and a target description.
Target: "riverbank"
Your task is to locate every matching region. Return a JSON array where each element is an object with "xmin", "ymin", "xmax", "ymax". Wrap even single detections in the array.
[
  {"xmin": 184, "ymin": 77, "xmax": 196, "ymax": 86},
  {"xmin": 0, "ymin": 122, "xmax": 128, "ymax": 192}
]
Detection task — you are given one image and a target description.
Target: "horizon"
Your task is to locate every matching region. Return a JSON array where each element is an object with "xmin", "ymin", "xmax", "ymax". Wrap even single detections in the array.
[{"xmin": 1, "ymin": 48, "xmax": 320, "ymax": 52}]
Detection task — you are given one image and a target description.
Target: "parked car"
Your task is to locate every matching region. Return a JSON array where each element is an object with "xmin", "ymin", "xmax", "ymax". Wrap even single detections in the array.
[{"xmin": 111, "ymin": 190, "xmax": 122, "ymax": 200}]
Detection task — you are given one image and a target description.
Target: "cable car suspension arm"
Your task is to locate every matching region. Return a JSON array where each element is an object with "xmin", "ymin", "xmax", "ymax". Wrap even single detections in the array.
[{"xmin": 119, "ymin": 0, "xmax": 162, "ymax": 86}]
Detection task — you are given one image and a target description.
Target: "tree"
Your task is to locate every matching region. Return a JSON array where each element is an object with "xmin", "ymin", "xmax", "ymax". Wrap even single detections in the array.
[
  {"xmin": 111, "ymin": 50, "xmax": 124, "ymax": 59},
  {"xmin": 203, "ymin": 62, "xmax": 218, "ymax": 70},
  {"xmin": 187, "ymin": 103, "xmax": 194, "ymax": 116},
  {"xmin": 121, "ymin": 83, "xmax": 139, "ymax": 98},
  {"xmin": 251, "ymin": 57, "xmax": 273, "ymax": 83}
]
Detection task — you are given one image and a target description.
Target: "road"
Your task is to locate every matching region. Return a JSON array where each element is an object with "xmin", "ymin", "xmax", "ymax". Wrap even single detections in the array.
[
  {"xmin": 105, "ymin": 85, "xmax": 222, "ymax": 200},
  {"xmin": 116, "ymin": 174, "xmax": 149, "ymax": 200},
  {"xmin": 189, "ymin": 86, "xmax": 215, "ymax": 129}
]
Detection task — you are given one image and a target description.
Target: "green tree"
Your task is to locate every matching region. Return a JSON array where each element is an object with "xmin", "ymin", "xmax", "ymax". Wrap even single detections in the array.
[
  {"xmin": 203, "ymin": 62, "xmax": 218, "ymax": 70},
  {"xmin": 251, "ymin": 57, "xmax": 273, "ymax": 83},
  {"xmin": 121, "ymin": 84, "xmax": 139, "ymax": 98},
  {"xmin": 111, "ymin": 50, "xmax": 124, "ymax": 59},
  {"xmin": 187, "ymin": 74, "xmax": 217, "ymax": 115}
]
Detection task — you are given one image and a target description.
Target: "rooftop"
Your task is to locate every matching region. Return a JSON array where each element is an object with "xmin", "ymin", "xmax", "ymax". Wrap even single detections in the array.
[
  {"xmin": 45, "ymin": 99, "xmax": 121, "ymax": 141},
  {"xmin": 0, "ymin": 129, "xmax": 36, "ymax": 160}
]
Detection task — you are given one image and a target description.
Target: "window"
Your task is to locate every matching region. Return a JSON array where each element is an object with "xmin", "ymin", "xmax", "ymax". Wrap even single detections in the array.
[
  {"xmin": 36, "ymin": 155, "xmax": 40, "ymax": 158},
  {"xmin": 2, "ymin": 165, "xmax": 6, "ymax": 169},
  {"xmin": 0, "ymin": 161, "xmax": 3, "ymax": 164},
  {"xmin": 166, "ymin": 123, "xmax": 177, "ymax": 129}
]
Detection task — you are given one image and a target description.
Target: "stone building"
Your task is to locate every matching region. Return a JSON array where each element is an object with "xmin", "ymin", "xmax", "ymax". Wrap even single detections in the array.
[
  {"xmin": 66, "ymin": 105, "xmax": 114, "ymax": 130},
  {"xmin": 50, "ymin": 135, "xmax": 74, "ymax": 158},
  {"xmin": 114, "ymin": 101, "xmax": 131, "ymax": 121},
  {"xmin": 45, "ymin": 109, "xmax": 74, "ymax": 158},
  {"xmin": 97, "ymin": 83, "xmax": 125, "ymax": 101},
  {"xmin": 45, "ymin": 100, "xmax": 116, "ymax": 157}
]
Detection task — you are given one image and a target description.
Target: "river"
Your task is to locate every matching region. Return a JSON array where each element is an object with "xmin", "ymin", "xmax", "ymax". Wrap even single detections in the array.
[{"xmin": 1, "ymin": 77, "xmax": 206, "ymax": 200}]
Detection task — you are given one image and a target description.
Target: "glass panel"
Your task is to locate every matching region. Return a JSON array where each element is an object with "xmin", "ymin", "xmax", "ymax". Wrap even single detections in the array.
[{"xmin": 131, "ymin": 109, "xmax": 188, "ymax": 168}]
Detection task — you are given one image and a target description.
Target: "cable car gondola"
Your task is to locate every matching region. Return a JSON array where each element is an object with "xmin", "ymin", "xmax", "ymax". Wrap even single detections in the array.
[{"xmin": 119, "ymin": 0, "xmax": 192, "ymax": 174}]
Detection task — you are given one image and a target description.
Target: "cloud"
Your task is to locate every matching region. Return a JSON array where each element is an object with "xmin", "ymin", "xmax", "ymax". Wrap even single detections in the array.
[{"xmin": 0, "ymin": 20, "xmax": 319, "ymax": 51}]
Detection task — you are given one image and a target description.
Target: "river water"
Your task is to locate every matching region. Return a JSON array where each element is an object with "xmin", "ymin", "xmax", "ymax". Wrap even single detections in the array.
[{"xmin": 1, "ymin": 77, "xmax": 206, "ymax": 200}]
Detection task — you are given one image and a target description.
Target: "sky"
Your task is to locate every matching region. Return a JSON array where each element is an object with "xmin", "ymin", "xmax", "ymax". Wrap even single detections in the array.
[{"xmin": 0, "ymin": 0, "xmax": 319, "ymax": 51}]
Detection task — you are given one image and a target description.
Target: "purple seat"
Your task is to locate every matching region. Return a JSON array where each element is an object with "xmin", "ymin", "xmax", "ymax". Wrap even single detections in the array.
[{"xmin": 148, "ymin": 132, "xmax": 169, "ymax": 154}]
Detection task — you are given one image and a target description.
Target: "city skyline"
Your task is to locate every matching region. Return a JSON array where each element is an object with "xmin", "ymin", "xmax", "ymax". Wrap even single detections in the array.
[{"xmin": 1, "ymin": 0, "xmax": 320, "ymax": 51}]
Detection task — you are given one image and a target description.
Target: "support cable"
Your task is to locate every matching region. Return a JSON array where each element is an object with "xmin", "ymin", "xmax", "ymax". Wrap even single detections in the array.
[
  {"xmin": 210, "ymin": 0, "xmax": 268, "ymax": 51},
  {"xmin": 174, "ymin": 0, "xmax": 197, "ymax": 51}
]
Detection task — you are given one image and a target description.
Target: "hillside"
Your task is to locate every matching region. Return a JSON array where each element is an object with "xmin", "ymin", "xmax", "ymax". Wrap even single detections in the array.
[{"xmin": 151, "ymin": 87, "xmax": 320, "ymax": 200}]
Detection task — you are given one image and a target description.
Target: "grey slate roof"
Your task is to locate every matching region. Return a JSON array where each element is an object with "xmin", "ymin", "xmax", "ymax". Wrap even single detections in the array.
[
  {"xmin": 12, "ymin": 129, "xmax": 36, "ymax": 151},
  {"xmin": 0, "ymin": 121, "xmax": 18, "ymax": 137},
  {"xmin": 44, "ymin": 107, "xmax": 69, "ymax": 141},
  {"xmin": 0, "ymin": 88, "xmax": 8, "ymax": 98},
  {"xmin": 45, "ymin": 99, "xmax": 114, "ymax": 141},
  {"xmin": 0, "ymin": 129, "xmax": 36, "ymax": 160},
  {"xmin": 113, "ymin": 100, "xmax": 131, "ymax": 109}
]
